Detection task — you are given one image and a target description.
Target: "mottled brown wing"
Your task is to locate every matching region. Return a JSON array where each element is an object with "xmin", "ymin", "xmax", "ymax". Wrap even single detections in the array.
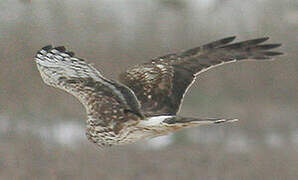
[
  {"xmin": 119, "ymin": 36, "xmax": 283, "ymax": 116},
  {"xmin": 35, "ymin": 46, "xmax": 144, "ymax": 133}
]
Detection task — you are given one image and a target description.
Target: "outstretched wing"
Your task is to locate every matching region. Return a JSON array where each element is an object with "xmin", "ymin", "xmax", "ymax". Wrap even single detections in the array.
[
  {"xmin": 35, "ymin": 46, "xmax": 144, "ymax": 134},
  {"xmin": 119, "ymin": 36, "xmax": 283, "ymax": 116}
]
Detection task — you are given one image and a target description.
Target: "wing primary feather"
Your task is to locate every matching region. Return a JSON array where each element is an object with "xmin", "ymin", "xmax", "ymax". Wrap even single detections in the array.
[
  {"xmin": 41, "ymin": 45, "xmax": 52, "ymax": 51},
  {"xmin": 202, "ymin": 36, "xmax": 236, "ymax": 49},
  {"xmin": 54, "ymin": 46, "xmax": 66, "ymax": 52},
  {"xmin": 66, "ymin": 51, "xmax": 75, "ymax": 57},
  {"xmin": 221, "ymin": 37, "xmax": 269, "ymax": 49},
  {"xmin": 255, "ymin": 44, "xmax": 282, "ymax": 50},
  {"xmin": 180, "ymin": 36, "xmax": 237, "ymax": 57},
  {"xmin": 261, "ymin": 51, "xmax": 284, "ymax": 56}
]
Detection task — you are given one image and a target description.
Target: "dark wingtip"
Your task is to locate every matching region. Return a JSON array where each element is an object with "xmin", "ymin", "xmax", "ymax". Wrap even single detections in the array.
[
  {"xmin": 66, "ymin": 51, "xmax": 75, "ymax": 57},
  {"xmin": 222, "ymin": 36, "xmax": 237, "ymax": 43},
  {"xmin": 242, "ymin": 37, "xmax": 270, "ymax": 46},
  {"xmin": 263, "ymin": 51, "xmax": 284, "ymax": 56},
  {"xmin": 38, "ymin": 45, "xmax": 76, "ymax": 58},
  {"xmin": 257, "ymin": 43, "xmax": 282, "ymax": 50},
  {"xmin": 41, "ymin": 45, "xmax": 53, "ymax": 51},
  {"xmin": 201, "ymin": 36, "xmax": 237, "ymax": 51},
  {"xmin": 54, "ymin": 46, "xmax": 66, "ymax": 52},
  {"xmin": 249, "ymin": 37, "xmax": 270, "ymax": 45},
  {"xmin": 221, "ymin": 37, "xmax": 273, "ymax": 49}
]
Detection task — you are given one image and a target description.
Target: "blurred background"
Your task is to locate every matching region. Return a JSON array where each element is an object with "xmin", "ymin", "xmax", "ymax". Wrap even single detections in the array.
[{"xmin": 0, "ymin": 0, "xmax": 297, "ymax": 179}]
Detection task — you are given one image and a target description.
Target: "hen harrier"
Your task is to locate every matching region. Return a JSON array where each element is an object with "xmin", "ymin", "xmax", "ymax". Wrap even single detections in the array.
[{"xmin": 34, "ymin": 36, "xmax": 283, "ymax": 147}]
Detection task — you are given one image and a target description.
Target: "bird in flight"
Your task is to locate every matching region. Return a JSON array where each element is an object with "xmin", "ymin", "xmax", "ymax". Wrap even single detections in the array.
[{"xmin": 34, "ymin": 36, "xmax": 283, "ymax": 147}]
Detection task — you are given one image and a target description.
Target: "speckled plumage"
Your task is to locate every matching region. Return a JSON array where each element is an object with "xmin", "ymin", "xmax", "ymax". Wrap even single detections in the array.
[{"xmin": 34, "ymin": 36, "xmax": 283, "ymax": 147}]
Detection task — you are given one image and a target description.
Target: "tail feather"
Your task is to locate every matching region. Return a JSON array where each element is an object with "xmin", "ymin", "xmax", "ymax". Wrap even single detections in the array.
[{"xmin": 163, "ymin": 116, "xmax": 239, "ymax": 126}]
